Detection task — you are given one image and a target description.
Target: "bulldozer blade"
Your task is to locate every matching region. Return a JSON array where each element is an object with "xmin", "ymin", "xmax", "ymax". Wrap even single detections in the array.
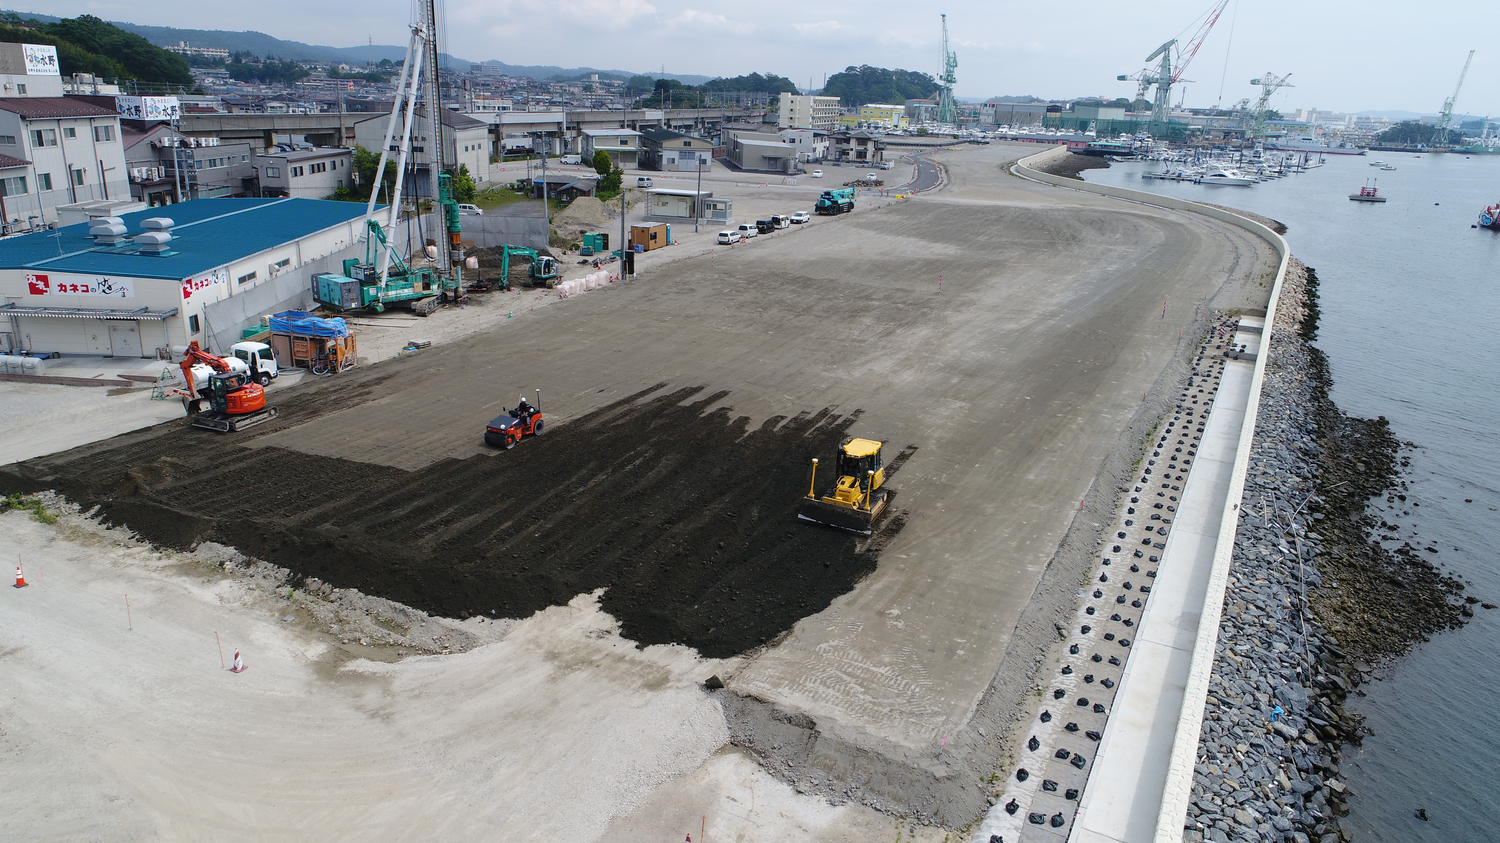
[{"xmin": 797, "ymin": 495, "xmax": 886, "ymax": 535}]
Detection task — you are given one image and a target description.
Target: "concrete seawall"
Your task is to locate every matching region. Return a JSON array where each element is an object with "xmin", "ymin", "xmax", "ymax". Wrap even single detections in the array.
[{"xmin": 1011, "ymin": 147, "xmax": 1290, "ymax": 843}]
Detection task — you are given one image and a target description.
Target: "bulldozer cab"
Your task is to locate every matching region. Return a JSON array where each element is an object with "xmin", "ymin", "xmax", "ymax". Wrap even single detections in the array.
[{"xmin": 835, "ymin": 438, "xmax": 885, "ymax": 494}]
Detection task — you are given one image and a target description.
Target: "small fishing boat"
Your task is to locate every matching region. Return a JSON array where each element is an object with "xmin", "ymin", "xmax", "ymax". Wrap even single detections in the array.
[
  {"xmin": 1480, "ymin": 203, "xmax": 1500, "ymax": 230},
  {"xmin": 1380, "ymin": 165, "xmax": 1397, "ymax": 171},
  {"xmin": 1350, "ymin": 182, "xmax": 1386, "ymax": 203}
]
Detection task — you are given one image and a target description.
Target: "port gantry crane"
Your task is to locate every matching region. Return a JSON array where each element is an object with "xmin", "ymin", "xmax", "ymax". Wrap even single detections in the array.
[
  {"xmin": 935, "ymin": 14, "xmax": 958, "ymax": 125},
  {"xmin": 1436, "ymin": 50, "xmax": 1476, "ymax": 140},
  {"xmin": 1119, "ymin": 0, "xmax": 1230, "ymax": 126},
  {"xmin": 1247, "ymin": 72, "xmax": 1294, "ymax": 138}
]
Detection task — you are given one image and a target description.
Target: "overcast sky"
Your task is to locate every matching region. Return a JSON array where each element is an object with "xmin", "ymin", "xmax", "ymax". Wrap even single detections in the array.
[{"xmin": 38, "ymin": 0, "xmax": 1498, "ymax": 115}]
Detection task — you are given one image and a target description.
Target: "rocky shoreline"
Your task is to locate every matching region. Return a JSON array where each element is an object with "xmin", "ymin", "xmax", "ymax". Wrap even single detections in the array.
[{"xmin": 1183, "ymin": 260, "xmax": 1472, "ymax": 843}]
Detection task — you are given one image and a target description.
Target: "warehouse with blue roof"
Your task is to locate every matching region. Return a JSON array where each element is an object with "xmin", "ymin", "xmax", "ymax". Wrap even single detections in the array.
[{"xmin": 0, "ymin": 197, "xmax": 373, "ymax": 358}]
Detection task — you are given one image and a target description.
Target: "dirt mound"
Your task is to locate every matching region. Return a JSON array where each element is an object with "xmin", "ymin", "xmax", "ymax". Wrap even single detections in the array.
[
  {"xmin": 2, "ymin": 386, "xmax": 911, "ymax": 658},
  {"xmin": 551, "ymin": 195, "xmax": 615, "ymax": 244}
]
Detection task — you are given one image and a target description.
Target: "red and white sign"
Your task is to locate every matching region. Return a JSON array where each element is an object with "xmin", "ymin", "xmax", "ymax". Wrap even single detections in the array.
[
  {"xmin": 25, "ymin": 273, "xmax": 135, "ymax": 298},
  {"xmin": 181, "ymin": 268, "xmax": 228, "ymax": 301}
]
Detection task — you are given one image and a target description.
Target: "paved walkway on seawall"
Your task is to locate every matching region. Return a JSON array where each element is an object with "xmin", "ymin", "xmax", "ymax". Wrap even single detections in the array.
[
  {"xmin": 1069, "ymin": 320, "xmax": 1264, "ymax": 843},
  {"xmin": 974, "ymin": 147, "xmax": 1289, "ymax": 843}
]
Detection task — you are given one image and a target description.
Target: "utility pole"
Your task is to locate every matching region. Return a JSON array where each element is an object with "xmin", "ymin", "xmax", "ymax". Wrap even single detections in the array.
[{"xmin": 694, "ymin": 144, "xmax": 702, "ymax": 233}]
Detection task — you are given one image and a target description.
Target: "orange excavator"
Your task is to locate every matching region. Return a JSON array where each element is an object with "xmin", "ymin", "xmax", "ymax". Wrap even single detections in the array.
[{"xmin": 177, "ymin": 341, "xmax": 279, "ymax": 432}]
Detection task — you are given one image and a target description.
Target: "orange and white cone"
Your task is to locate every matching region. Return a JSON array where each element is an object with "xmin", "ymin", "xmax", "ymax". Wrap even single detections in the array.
[
  {"xmin": 230, "ymin": 649, "xmax": 246, "ymax": 673},
  {"xmin": 14, "ymin": 564, "xmax": 27, "ymax": 588}
]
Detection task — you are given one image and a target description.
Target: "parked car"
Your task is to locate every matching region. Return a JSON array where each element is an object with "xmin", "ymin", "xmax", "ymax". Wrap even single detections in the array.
[
  {"xmin": 637, "ymin": 176, "xmax": 654, "ymax": 188},
  {"xmin": 865, "ymin": 173, "xmax": 879, "ymax": 182},
  {"xmin": 811, "ymin": 169, "xmax": 823, "ymax": 178},
  {"xmin": 771, "ymin": 214, "xmax": 792, "ymax": 229},
  {"xmin": 559, "ymin": 154, "xmax": 582, "ymax": 164},
  {"xmin": 756, "ymin": 219, "xmax": 775, "ymax": 234},
  {"xmin": 876, "ymin": 161, "xmax": 894, "ymax": 170},
  {"xmin": 717, "ymin": 230, "xmax": 742, "ymax": 244},
  {"xmin": 789, "ymin": 211, "xmax": 810, "ymax": 224},
  {"xmin": 457, "ymin": 203, "xmax": 483, "ymax": 215},
  {"xmin": 736, "ymin": 223, "xmax": 758, "ymax": 239}
]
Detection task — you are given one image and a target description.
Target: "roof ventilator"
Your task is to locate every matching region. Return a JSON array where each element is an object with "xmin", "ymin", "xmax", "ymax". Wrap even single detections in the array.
[
  {"xmin": 88, "ymin": 216, "xmax": 128, "ymax": 245},
  {"xmin": 135, "ymin": 217, "xmax": 175, "ymax": 255}
]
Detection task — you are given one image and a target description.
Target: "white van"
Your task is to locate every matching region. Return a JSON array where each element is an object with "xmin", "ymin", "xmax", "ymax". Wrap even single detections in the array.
[
  {"xmin": 736, "ymin": 223, "xmax": 758, "ymax": 239},
  {"xmin": 456, "ymin": 203, "xmax": 483, "ymax": 215},
  {"xmin": 637, "ymin": 176, "xmax": 654, "ymax": 188},
  {"xmin": 559, "ymin": 154, "xmax": 582, "ymax": 165},
  {"xmin": 718, "ymin": 230, "xmax": 742, "ymax": 244}
]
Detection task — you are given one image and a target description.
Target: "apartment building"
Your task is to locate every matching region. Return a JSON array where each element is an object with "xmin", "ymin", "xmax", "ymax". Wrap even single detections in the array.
[{"xmin": 777, "ymin": 93, "xmax": 840, "ymax": 131}]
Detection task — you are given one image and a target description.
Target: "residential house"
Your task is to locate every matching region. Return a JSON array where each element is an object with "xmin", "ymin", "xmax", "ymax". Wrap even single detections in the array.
[
  {"xmin": 829, "ymin": 129, "xmax": 883, "ymax": 164},
  {"xmin": 255, "ymin": 148, "xmax": 354, "ymax": 199},
  {"xmin": 580, "ymin": 128, "xmax": 641, "ymax": 169},
  {"xmin": 0, "ymin": 96, "xmax": 129, "ymax": 228},
  {"xmin": 531, "ymin": 172, "xmax": 596, "ymax": 203},
  {"xmin": 638, "ymin": 128, "xmax": 712, "ymax": 172},
  {"xmin": 122, "ymin": 122, "xmax": 257, "ymax": 205}
]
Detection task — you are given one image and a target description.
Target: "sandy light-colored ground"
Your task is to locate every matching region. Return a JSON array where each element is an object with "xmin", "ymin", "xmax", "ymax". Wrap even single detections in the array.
[
  {"xmin": 0, "ymin": 141, "xmax": 1274, "ymax": 839},
  {"xmin": 0, "ymin": 510, "xmax": 932, "ymax": 842}
]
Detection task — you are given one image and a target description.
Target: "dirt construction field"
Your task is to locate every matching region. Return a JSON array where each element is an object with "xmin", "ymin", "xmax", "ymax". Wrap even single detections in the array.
[{"xmin": 0, "ymin": 143, "xmax": 1276, "ymax": 837}]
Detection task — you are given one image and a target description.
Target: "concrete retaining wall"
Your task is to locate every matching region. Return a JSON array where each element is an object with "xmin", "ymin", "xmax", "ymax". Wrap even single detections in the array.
[{"xmin": 1013, "ymin": 147, "xmax": 1290, "ymax": 843}]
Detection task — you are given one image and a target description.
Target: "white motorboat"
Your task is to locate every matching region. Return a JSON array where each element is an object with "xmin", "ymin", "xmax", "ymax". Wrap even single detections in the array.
[{"xmin": 1199, "ymin": 169, "xmax": 1257, "ymax": 186}]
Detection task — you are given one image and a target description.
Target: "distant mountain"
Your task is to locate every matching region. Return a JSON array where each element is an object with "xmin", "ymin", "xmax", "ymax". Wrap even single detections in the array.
[{"xmin": 2, "ymin": 9, "xmax": 715, "ymax": 84}]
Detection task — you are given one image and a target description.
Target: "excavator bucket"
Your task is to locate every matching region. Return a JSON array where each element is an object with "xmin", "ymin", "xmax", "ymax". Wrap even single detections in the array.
[{"xmin": 797, "ymin": 492, "xmax": 887, "ymax": 535}]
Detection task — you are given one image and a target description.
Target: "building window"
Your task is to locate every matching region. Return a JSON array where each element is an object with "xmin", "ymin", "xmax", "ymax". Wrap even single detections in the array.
[
  {"xmin": 71, "ymin": 169, "xmax": 85, "ymax": 187},
  {"xmin": 188, "ymin": 315, "xmax": 200, "ymax": 334},
  {"xmin": 93, "ymin": 125, "xmax": 115, "ymax": 142},
  {"xmin": 265, "ymin": 167, "xmax": 280, "ymax": 178},
  {"xmin": 237, "ymin": 271, "xmax": 257, "ymax": 285},
  {"xmin": 30, "ymin": 129, "xmax": 56, "ymax": 148},
  {"xmin": 272, "ymin": 258, "xmax": 291, "ymax": 271},
  {"xmin": 0, "ymin": 135, "xmax": 15, "ymax": 145},
  {"xmin": 0, "ymin": 175, "xmax": 26, "ymax": 196},
  {"xmin": 62, "ymin": 127, "xmax": 76, "ymax": 139},
  {"xmin": 15, "ymin": 83, "xmax": 24, "ymax": 95},
  {"xmin": 37, "ymin": 173, "xmax": 53, "ymax": 191},
  {"xmin": 241, "ymin": 154, "xmax": 248, "ymax": 162}
]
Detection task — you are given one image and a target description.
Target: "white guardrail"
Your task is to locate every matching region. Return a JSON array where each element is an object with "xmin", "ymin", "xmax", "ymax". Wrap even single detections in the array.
[{"xmin": 1012, "ymin": 146, "xmax": 1290, "ymax": 843}]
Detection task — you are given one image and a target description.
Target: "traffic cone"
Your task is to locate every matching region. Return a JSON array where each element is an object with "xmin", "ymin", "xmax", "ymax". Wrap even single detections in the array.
[
  {"xmin": 231, "ymin": 649, "xmax": 247, "ymax": 673},
  {"xmin": 14, "ymin": 564, "xmax": 27, "ymax": 588}
]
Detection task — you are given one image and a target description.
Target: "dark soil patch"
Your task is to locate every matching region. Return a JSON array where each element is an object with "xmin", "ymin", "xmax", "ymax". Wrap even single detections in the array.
[
  {"xmin": 1036, "ymin": 153, "xmax": 1112, "ymax": 181},
  {"xmin": 1, "ymin": 385, "xmax": 908, "ymax": 658}
]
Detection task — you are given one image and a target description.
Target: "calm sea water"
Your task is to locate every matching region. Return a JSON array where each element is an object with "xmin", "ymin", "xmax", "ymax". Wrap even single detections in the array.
[{"xmin": 1087, "ymin": 154, "xmax": 1500, "ymax": 842}]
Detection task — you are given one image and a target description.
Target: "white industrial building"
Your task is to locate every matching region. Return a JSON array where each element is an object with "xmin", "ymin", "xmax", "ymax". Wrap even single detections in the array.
[
  {"xmin": 777, "ymin": 93, "xmax": 840, "ymax": 131},
  {"xmin": 0, "ymin": 197, "xmax": 371, "ymax": 358}
]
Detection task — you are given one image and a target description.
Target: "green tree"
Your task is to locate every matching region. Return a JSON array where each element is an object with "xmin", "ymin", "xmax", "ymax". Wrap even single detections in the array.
[
  {"xmin": 822, "ymin": 65, "xmax": 937, "ymax": 107},
  {"xmin": 596, "ymin": 166, "xmax": 622, "ymax": 199},
  {"xmin": 350, "ymin": 144, "xmax": 398, "ymax": 201},
  {"xmin": 43, "ymin": 15, "xmax": 192, "ymax": 86},
  {"xmin": 592, "ymin": 149, "xmax": 612, "ymax": 176},
  {"xmin": 450, "ymin": 164, "xmax": 478, "ymax": 204}
]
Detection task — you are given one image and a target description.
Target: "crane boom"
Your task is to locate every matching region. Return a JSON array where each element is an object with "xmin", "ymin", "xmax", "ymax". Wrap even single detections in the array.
[
  {"xmin": 1120, "ymin": 0, "xmax": 1229, "ymax": 125},
  {"xmin": 1437, "ymin": 50, "xmax": 1475, "ymax": 133}
]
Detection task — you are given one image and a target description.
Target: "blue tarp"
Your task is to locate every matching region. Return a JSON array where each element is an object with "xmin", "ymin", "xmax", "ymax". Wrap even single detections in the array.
[{"xmin": 270, "ymin": 310, "xmax": 350, "ymax": 338}]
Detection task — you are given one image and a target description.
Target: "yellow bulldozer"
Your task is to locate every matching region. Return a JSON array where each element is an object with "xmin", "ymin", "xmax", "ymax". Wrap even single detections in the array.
[{"xmin": 798, "ymin": 437, "xmax": 887, "ymax": 534}]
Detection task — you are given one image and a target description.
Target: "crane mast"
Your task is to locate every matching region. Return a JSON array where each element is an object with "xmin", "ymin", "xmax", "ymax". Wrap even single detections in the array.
[
  {"xmin": 935, "ymin": 14, "xmax": 958, "ymax": 125},
  {"xmin": 1119, "ymin": 0, "xmax": 1229, "ymax": 125},
  {"xmin": 1436, "ymin": 50, "xmax": 1475, "ymax": 137}
]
